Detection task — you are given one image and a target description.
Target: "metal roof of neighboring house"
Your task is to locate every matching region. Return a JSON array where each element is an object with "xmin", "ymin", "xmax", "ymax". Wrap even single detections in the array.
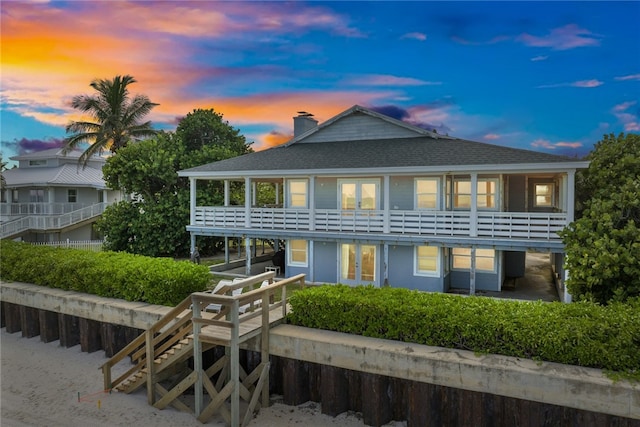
[
  {"xmin": 179, "ymin": 104, "xmax": 588, "ymax": 177},
  {"xmin": 10, "ymin": 148, "xmax": 106, "ymax": 163},
  {"xmin": 2, "ymin": 163, "xmax": 107, "ymax": 189}
]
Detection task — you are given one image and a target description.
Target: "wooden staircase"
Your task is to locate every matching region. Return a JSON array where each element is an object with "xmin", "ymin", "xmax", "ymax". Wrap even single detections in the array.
[{"xmin": 101, "ymin": 272, "xmax": 306, "ymax": 426}]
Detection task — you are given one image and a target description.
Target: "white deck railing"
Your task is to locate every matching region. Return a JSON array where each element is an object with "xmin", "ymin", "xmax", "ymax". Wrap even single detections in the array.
[
  {"xmin": 0, "ymin": 202, "xmax": 96, "ymax": 216},
  {"xmin": 0, "ymin": 203, "xmax": 107, "ymax": 238},
  {"xmin": 193, "ymin": 207, "xmax": 567, "ymax": 241}
]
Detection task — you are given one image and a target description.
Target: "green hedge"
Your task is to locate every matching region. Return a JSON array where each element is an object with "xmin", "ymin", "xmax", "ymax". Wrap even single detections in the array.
[
  {"xmin": 288, "ymin": 285, "xmax": 640, "ymax": 380},
  {"xmin": 0, "ymin": 240, "xmax": 211, "ymax": 306}
]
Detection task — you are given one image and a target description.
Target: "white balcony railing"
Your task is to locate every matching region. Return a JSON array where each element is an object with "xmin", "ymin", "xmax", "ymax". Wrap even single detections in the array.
[
  {"xmin": 0, "ymin": 202, "xmax": 96, "ymax": 216},
  {"xmin": 193, "ymin": 207, "xmax": 567, "ymax": 241},
  {"xmin": 0, "ymin": 203, "xmax": 107, "ymax": 238}
]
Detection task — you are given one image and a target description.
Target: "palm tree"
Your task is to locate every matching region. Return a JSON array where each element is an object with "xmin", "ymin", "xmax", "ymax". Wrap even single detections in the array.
[{"xmin": 63, "ymin": 75, "xmax": 159, "ymax": 166}]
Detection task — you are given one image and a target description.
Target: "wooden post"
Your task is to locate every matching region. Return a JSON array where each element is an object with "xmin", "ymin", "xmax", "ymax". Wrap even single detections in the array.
[
  {"xmin": 408, "ymin": 381, "xmax": 440, "ymax": 427},
  {"xmin": 101, "ymin": 323, "xmax": 128, "ymax": 357},
  {"xmin": 20, "ymin": 306, "xmax": 40, "ymax": 338},
  {"xmin": 347, "ymin": 369, "xmax": 362, "ymax": 412},
  {"xmin": 79, "ymin": 318, "xmax": 102, "ymax": 353},
  {"xmin": 320, "ymin": 365, "xmax": 348, "ymax": 417},
  {"xmin": 39, "ymin": 309, "xmax": 59, "ymax": 343},
  {"xmin": 230, "ymin": 299, "xmax": 240, "ymax": 427},
  {"xmin": 281, "ymin": 358, "xmax": 310, "ymax": 406},
  {"xmin": 145, "ymin": 329, "xmax": 156, "ymax": 405},
  {"xmin": 58, "ymin": 314, "xmax": 80, "ymax": 347},
  {"xmin": 4, "ymin": 302, "xmax": 22, "ymax": 334},
  {"xmin": 361, "ymin": 372, "xmax": 391, "ymax": 426}
]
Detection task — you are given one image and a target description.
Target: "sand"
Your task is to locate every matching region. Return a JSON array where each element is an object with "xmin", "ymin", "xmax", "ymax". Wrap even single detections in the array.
[{"xmin": 1, "ymin": 329, "xmax": 405, "ymax": 426}]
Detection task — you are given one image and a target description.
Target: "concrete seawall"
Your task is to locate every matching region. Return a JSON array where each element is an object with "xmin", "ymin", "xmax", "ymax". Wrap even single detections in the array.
[{"xmin": 1, "ymin": 280, "xmax": 638, "ymax": 424}]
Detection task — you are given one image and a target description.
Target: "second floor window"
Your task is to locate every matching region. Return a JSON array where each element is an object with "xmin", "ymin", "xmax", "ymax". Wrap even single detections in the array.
[
  {"xmin": 450, "ymin": 177, "xmax": 498, "ymax": 209},
  {"xmin": 415, "ymin": 178, "xmax": 439, "ymax": 209},
  {"xmin": 288, "ymin": 179, "xmax": 308, "ymax": 208},
  {"xmin": 68, "ymin": 189, "xmax": 77, "ymax": 203},
  {"xmin": 29, "ymin": 189, "xmax": 44, "ymax": 203}
]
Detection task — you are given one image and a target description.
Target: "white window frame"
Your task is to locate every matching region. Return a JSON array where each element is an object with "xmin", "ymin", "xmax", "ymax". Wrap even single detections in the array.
[
  {"xmin": 29, "ymin": 189, "xmax": 44, "ymax": 203},
  {"xmin": 534, "ymin": 183, "xmax": 554, "ymax": 207},
  {"xmin": 452, "ymin": 177, "xmax": 499, "ymax": 210},
  {"xmin": 451, "ymin": 248, "xmax": 496, "ymax": 272},
  {"xmin": 414, "ymin": 177, "xmax": 440, "ymax": 210},
  {"xmin": 287, "ymin": 179, "xmax": 308, "ymax": 208},
  {"xmin": 287, "ymin": 239, "xmax": 308, "ymax": 267},
  {"xmin": 414, "ymin": 246, "xmax": 440, "ymax": 277},
  {"xmin": 29, "ymin": 159, "xmax": 47, "ymax": 167}
]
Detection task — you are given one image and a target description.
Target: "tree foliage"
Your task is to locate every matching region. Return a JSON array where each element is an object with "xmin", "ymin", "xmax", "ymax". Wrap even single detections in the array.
[
  {"xmin": 97, "ymin": 108, "xmax": 251, "ymax": 257},
  {"xmin": 63, "ymin": 75, "xmax": 159, "ymax": 166},
  {"xmin": 560, "ymin": 133, "xmax": 640, "ymax": 303}
]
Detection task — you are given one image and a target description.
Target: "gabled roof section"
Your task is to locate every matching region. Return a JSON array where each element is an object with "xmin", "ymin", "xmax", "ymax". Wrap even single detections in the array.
[{"xmin": 286, "ymin": 104, "xmax": 448, "ymax": 145}]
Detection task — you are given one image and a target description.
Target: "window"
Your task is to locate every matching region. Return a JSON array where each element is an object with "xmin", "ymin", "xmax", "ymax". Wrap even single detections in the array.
[
  {"xmin": 1, "ymin": 191, "xmax": 6, "ymax": 203},
  {"xmin": 68, "ymin": 189, "xmax": 77, "ymax": 203},
  {"xmin": 29, "ymin": 159, "xmax": 47, "ymax": 166},
  {"xmin": 288, "ymin": 240, "xmax": 308, "ymax": 266},
  {"xmin": 534, "ymin": 184, "xmax": 553, "ymax": 207},
  {"xmin": 12, "ymin": 189, "xmax": 19, "ymax": 202},
  {"xmin": 415, "ymin": 246, "xmax": 440, "ymax": 276},
  {"xmin": 288, "ymin": 180, "xmax": 308, "ymax": 208},
  {"xmin": 29, "ymin": 189, "xmax": 44, "ymax": 203},
  {"xmin": 452, "ymin": 248, "xmax": 495, "ymax": 272},
  {"xmin": 415, "ymin": 178, "xmax": 439, "ymax": 209},
  {"xmin": 452, "ymin": 177, "xmax": 498, "ymax": 209}
]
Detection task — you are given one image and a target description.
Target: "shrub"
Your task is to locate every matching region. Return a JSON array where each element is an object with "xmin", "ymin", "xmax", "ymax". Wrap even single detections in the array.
[
  {"xmin": 0, "ymin": 240, "xmax": 211, "ymax": 306},
  {"xmin": 288, "ymin": 285, "xmax": 640, "ymax": 380}
]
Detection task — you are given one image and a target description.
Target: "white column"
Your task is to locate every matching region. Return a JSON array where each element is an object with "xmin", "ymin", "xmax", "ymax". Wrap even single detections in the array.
[
  {"xmin": 469, "ymin": 246, "xmax": 476, "ymax": 295},
  {"xmin": 252, "ymin": 181, "xmax": 257, "ymax": 206},
  {"xmin": 275, "ymin": 182, "xmax": 280, "ymax": 205},
  {"xmin": 245, "ymin": 236, "xmax": 252, "ymax": 276},
  {"xmin": 224, "ymin": 180, "xmax": 230, "ymax": 206},
  {"xmin": 189, "ymin": 177, "xmax": 197, "ymax": 225},
  {"xmin": 309, "ymin": 241, "xmax": 314, "ymax": 282},
  {"xmin": 470, "ymin": 173, "xmax": 478, "ymax": 237},
  {"xmin": 225, "ymin": 237, "xmax": 230, "ymax": 264},
  {"xmin": 383, "ymin": 243, "xmax": 389, "ymax": 286},
  {"xmin": 309, "ymin": 176, "xmax": 315, "ymax": 231},
  {"xmin": 244, "ymin": 177, "xmax": 251, "ymax": 228},
  {"xmin": 383, "ymin": 175, "xmax": 390, "ymax": 233},
  {"xmin": 566, "ymin": 170, "xmax": 576, "ymax": 224}
]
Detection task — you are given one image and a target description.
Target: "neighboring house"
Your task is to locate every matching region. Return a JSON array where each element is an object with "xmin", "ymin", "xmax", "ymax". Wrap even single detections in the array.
[
  {"xmin": 178, "ymin": 105, "xmax": 589, "ymax": 301},
  {"xmin": 1, "ymin": 148, "xmax": 121, "ymax": 242}
]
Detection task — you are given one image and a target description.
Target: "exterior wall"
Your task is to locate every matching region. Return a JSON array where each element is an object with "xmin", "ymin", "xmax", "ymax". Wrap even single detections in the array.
[
  {"xmin": 389, "ymin": 176, "xmax": 414, "ymax": 210},
  {"xmin": 388, "ymin": 245, "xmax": 445, "ymax": 292},
  {"xmin": 507, "ymin": 175, "xmax": 527, "ymax": 212},
  {"xmin": 315, "ymin": 178, "xmax": 337, "ymax": 209},
  {"xmin": 312, "ymin": 241, "xmax": 338, "ymax": 284}
]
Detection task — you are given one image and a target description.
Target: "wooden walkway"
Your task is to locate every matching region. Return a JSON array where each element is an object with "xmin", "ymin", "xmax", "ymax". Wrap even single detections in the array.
[{"xmin": 101, "ymin": 272, "xmax": 305, "ymax": 427}]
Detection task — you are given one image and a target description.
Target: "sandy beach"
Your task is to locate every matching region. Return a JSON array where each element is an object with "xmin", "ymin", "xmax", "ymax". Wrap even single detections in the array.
[{"xmin": 1, "ymin": 329, "xmax": 406, "ymax": 426}]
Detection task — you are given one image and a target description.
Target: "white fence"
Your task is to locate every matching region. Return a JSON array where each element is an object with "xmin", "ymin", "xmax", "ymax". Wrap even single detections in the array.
[{"xmin": 31, "ymin": 239, "xmax": 105, "ymax": 252}]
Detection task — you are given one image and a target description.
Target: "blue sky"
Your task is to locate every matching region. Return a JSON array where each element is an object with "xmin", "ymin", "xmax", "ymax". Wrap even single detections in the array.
[{"xmin": 1, "ymin": 1, "xmax": 639, "ymax": 165}]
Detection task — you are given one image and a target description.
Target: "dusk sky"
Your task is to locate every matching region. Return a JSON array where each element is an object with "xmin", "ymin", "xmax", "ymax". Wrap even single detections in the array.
[{"xmin": 2, "ymin": 1, "xmax": 639, "ymax": 166}]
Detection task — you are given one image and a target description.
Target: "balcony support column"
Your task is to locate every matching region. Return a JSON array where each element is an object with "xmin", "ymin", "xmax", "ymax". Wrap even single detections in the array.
[
  {"xmin": 189, "ymin": 177, "xmax": 197, "ymax": 226},
  {"xmin": 309, "ymin": 176, "xmax": 315, "ymax": 231},
  {"xmin": 383, "ymin": 176, "xmax": 390, "ymax": 233},
  {"xmin": 470, "ymin": 173, "xmax": 478, "ymax": 237},
  {"xmin": 566, "ymin": 170, "xmax": 575, "ymax": 224},
  {"xmin": 245, "ymin": 236, "xmax": 252, "ymax": 276},
  {"xmin": 224, "ymin": 180, "xmax": 230, "ymax": 206},
  {"xmin": 245, "ymin": 177, "xmax": 251, "ymax": 228},
  {"xmin": 275, "ymin": 183, "xmax": 280, "ymax": 205},
  {"xmin": 469, "ymin": 246, "xmax": 476, "ymax": 295}
]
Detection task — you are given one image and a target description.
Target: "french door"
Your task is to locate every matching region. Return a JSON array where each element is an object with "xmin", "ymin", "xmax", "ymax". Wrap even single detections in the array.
[
  {"xmin": 339, "ymin": 179, "xmax": 379, "ymax": 210},
  {"xmin": 340, "ymin": 243, "xmax": 377, "ymax": 285}
]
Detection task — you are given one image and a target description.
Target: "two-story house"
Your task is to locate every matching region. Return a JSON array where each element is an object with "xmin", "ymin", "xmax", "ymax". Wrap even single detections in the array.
[
  {"xmin": 178, "ymin": 105, "xmax": 589, "ymax": 301},
  {"xmin": 1, "ymin": 148, "xmax": 120, "ymax": 242}
]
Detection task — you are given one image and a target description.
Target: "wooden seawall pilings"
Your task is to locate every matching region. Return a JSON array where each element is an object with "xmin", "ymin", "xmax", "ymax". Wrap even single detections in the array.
[{"xmin": 1, "ymin": 281, "xmax": 639, "ymax": 426}]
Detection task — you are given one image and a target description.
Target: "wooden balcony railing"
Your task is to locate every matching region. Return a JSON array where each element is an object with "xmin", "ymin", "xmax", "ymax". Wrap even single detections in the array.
[{"xmin": 193, "ymin": 207, "xmax": 567, "ymax": 241}]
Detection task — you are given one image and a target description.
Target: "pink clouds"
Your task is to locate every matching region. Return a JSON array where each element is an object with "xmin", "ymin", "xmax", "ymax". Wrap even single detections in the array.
[
  {"xmin": 483, "ymin": 133, "xmax": 500, "ymax": 140},
  {"xmin": 531, "ymin": 139, "xmax": 583, "ymax": 150},
  {"xmin": 615, "ymin": 74, "xmax": 640, "ymax": 81},
  {"xmin": 537, "ymin": 79, "xmax": 603, "ymax": 89},
  {"xmin": 517, "ymin": 24, "xmax": 601, "ymax": 50},
  {"xmin": 612, "ymin": 101, "xmax": 640, "ymax": 132},
  {"xmin": 342, "ymin": 74, "xmax": 441, "ymax": 87},
  {"xmin": 401, "ymin": 32, "xmax": 427, "ymax": 41}
]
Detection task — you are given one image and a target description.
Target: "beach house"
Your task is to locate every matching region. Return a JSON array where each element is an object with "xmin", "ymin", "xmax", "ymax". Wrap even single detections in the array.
[{"xmin": 178, "ymin": 105, "xmax": 589, "ymax": 300}]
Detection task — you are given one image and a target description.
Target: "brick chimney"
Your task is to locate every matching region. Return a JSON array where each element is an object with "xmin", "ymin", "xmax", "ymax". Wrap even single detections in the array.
[{"xmin": 293, "ymin": 111, "xmax": 318, "ymax": 137}]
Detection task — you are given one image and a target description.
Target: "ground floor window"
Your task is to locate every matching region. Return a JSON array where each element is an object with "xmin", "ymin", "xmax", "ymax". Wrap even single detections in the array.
[
  {"xmin": 288, "ymin": 239, "xmax": 308, "ymax": 267},
  {"xmin": 415, "ymin": 246, "xmax": 440, "ymax": 276},
  {"xmin": 452, "ymin": 248, "xmax": 495, "ymax": 272}
]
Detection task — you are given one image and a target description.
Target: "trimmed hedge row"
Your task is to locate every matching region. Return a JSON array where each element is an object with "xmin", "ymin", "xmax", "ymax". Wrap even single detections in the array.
[
  {"xmin": 0, "ymin": 240, "xmax": 211, "ymax": 306},
  {"xmin": 288, "ymin": 285, "xmax": 640, "ymax": 380}
]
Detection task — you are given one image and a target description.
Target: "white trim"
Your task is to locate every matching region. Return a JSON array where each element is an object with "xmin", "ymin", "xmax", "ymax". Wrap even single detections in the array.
[
  {"xmin": 414, "ymin": 177, "xmax": 440, "ymax": 210},
  {"xmin": 337, "ymin": 178, "xmax": 380, "ymax": 210},
  {"xmin": 287, "ymin": 239, "xmax": 308, "ymax": 267},
  {"xmin": 452, "ymin": 248, "xmax": 496, "ymax": 273},
  {"xmin": 286, "ymin": 178, "xmax": 308, "ymax": 209},
  {"xmin": 414, "ymin": 246, "xmax": 441, "ymax": 277}
]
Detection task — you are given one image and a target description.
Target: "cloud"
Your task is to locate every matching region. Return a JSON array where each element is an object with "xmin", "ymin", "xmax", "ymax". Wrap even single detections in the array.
[
  {"xmin": 537, "ymin": 79, "xmax": 603, "ymax": 89},
  {"xmin": 483, "ymin": 133, "xmax": 500, "ymax": 140},
  {"xmin": 612, "ymin": 101, "xmax": 640, "ymax": 132},
  {"xmin": 3, "ymin": 138, "xmax": 65, "ymax": 156},
  {"xmin": 342, "ymin": 74, "xmax": 441, "ymax": 87},
  {"xmin": 369, "ymin": 102, "xmax": 454, "ymax": 134},
  {"xmin": 261, "ymin": 131, "xmax": 294, "ymax": 149},
  {"xmin": 614, "ymin": 74, "xmax": 640, "ymax": 81},
  {"xmin": 531, "ymin": 138, "xmax": 582, "ymax": 150},
  {"xmin": 517, "ymin": 24, "xmax": 601, "ymax": 50},
  {"xmin": 401, "ymin": 32, "xmax": 427, "ymax": 41},
  {"xmin": 530, "ymin": 55, "xmax": 548, "ymax": 62}
]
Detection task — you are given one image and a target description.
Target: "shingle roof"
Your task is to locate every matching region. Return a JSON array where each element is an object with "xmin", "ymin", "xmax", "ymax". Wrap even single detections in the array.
[{"xmin": 181, "ymin": 135, "xmax": 583, "ymax": 175}]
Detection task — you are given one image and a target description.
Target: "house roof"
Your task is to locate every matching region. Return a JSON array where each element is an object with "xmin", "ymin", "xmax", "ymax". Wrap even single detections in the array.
[
  {"xmin": 10, "ymin": 147, "xmax": 106, "ymax": 163},
  {"xmin": 2, "ymin": 163, "xmax": 107, "ymax": 189},
  {"xmin": 179, "ymin": 105, "xmax": 589, "ymax": 178}
]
